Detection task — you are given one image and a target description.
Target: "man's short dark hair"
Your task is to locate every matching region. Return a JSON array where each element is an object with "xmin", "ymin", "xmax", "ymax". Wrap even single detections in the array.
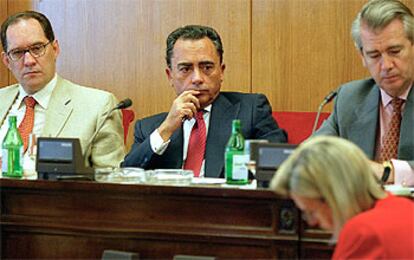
[
  {"xmin": 166, "ymin": 25, "xmax": 224, "ymax": 69},
  {"xmin": 1, "ymin": 10, "xmax": 55, "ymax": 52}
]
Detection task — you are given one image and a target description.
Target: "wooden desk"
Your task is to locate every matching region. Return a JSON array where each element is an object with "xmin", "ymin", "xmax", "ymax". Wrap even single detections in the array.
[{"xmin": 0, "ymin": 178, "xmax": 333, "ymax": 259}]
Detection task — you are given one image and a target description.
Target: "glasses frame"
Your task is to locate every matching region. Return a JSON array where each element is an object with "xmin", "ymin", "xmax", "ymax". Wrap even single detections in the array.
[{"xmin": 6, "ymin": 41, "xmax": 51, "ymax": 61}]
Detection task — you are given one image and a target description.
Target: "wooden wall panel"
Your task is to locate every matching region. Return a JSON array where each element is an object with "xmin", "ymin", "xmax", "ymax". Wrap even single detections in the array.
[
  {"xmin": 3, "ymin": 0, "xmax": 414, "ymax": 148},
  {"xmin": 25, "ymin": 0, "xmax": 250, "ymax": 148},
  {"xmin": 0, "ymin": 0, "xmax": 33, "ymax": 88},
  {"xmin": 252, "ymin": 0, "xmax": 414, "ymax": 112},
  {"xmin": 0, "ymin": 0, "xmax": 8, "ymax": 88},
  {"xmin": 252, "ymin": 0, "xmax": 367, "ymax": 112}
]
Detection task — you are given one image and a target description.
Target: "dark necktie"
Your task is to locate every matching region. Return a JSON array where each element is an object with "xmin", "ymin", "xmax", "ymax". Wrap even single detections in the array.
[
  {"xmin": 183, "ymin": 111, "xmax": 206, "ymax": 177},
  {"xmin": 18, "ymin": 96, "xmax": 37, "ymax": 152},
  {"xmin": 379, "ymin": 97, "xmax": 404, "ymax": 162}
]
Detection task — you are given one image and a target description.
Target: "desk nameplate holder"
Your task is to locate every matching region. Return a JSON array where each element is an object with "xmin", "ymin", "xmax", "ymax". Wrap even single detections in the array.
[
  {"xmin": 36, "ymin": 137, "xmax": 94, "ymax": 181},
  {"xmin": 252, "ymin": 143, "xmax": 297, "ymax": 188}
]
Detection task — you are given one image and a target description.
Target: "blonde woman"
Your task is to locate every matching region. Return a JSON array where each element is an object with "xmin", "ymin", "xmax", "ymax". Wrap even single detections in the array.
[{"xmin": 271, "ymin": 136, "xmax": 414, "ymax": 259}]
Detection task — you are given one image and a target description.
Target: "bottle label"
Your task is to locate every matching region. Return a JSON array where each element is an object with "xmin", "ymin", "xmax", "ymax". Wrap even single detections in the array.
[
  {"xmin": 232, "ymin": 154, "xmax": 249, "ymax": 180},
  {"xmin": 1, "ymin": 148, "xmax": 8, "ymax": 173}
]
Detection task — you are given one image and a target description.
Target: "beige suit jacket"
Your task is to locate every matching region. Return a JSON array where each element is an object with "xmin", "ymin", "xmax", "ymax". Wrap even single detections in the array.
[{"xmin": 0, "ymin": 76, "xmax": 125, "ymax": 168}]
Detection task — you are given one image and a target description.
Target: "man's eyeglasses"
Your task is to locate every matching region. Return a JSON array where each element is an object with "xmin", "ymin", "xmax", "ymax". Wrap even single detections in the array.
[{"xmin": 6, "ymin": 41, "xmax": 51, "ymax": 61}]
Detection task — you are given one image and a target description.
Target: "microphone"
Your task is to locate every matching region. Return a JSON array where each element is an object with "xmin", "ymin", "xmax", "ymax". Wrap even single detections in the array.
[
  {"xmin": 103, "ymin": 98, "xmax": 133, "ymax": 115},
  {"xmin": 83, "ymin": 98, "xmax": 133, "ymax": 158},
  {"xmin": 114, "ymin": 98, "xmax": 132, "ymax": 110},
  {"xmin": 311, "ymin": 91, "xmax": 337, "ymax": 134}
]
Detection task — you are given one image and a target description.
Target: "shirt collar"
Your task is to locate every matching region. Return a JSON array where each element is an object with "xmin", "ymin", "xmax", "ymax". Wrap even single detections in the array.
[
  {"xmin": 203, "ymin": 104, "xmax": 212, "ymax": 113},
  {"xmin": 380, "ymin": 84, "xmax": 412, "ymax": 108},
  {"xmin": 187, "ymin": 104, "xmax": 212, "ymax": 124},
  {"xmin": 18, "ymin": 73, "xmax": 58, "ymax": 109}
]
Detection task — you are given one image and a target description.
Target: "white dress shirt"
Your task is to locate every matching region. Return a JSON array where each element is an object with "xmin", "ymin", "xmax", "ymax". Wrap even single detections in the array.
[
  {"xmin": 377, "ymin": 86, "xmax": 414, "ymax": 186},
  {"xmin": 0, "ymin": 74, "xmax": 57, "ymax": 147},
  {"xmin": 150, "ymin": 105, "xmax": 212, "ymax": 177}
]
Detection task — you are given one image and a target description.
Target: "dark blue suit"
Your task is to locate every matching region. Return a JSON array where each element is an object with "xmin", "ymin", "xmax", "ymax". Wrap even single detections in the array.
[{"xmin": 122, "ymin": 92, "xmax": 287, "ymax": 177}]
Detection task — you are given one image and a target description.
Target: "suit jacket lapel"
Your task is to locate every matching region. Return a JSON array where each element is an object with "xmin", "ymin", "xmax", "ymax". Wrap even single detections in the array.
[
  {"xmin": 169, "ymin": 125, "xmax": 184, "ymax": 168},
  {"xmin": 205, "ymin": 94, "xmax": 240, "ymax": 177},
  {"xmin": 348, "ymin": 86, "xmax": 380, "ymax": 159},
  {"xmin": 0, "ymin": 86, "xmax": 19, "ymax": 128},
  {"xmin": 399, "ymin": 86, "xmax": 414, "ymax": 160},
  {"xmin": 42, "ymin": 76, "xmax": 73, "ymax": 137},
  {"xmin": 154, "ymin": 113, "xmax": 184, "ymax": 168}
]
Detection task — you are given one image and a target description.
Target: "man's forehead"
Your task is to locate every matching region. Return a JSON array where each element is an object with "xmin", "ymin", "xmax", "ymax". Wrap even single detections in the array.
[
  {"xmin": 172, "ymin": 39, "xmax": 218, "ymax": 59},
  {"xmin": 6, "ymin": 19, "xmax": 46, "ymax": 48}
]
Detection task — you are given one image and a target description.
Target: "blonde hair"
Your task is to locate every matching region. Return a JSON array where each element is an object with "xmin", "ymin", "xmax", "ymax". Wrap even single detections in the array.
[{"xmin": 270, "ymin": 136, "xmax": 386, "ymax": 238}]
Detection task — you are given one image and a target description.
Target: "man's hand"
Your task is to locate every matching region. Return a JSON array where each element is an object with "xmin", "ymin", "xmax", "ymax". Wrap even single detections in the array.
[
  {"xmin": 157, "ymin": 90, "xmax": 201, "ymax": 141},
  {"xmin": 369, "ymin": 160, "xmax": 394, "ymax": 184}
]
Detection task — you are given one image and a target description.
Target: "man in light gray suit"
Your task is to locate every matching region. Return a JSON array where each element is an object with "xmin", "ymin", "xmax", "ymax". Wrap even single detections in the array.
[
  {"xmin": 316, "ymin": 0, "xmax": 414, "ymax": 186},
  {"xmin": 0, "ymin": 11, "xmax": 124, "ymax": 168}
]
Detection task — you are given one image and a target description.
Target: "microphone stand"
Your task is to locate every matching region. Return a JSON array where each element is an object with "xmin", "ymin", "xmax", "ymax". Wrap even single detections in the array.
[
  {"xmin": 311, "ymin": 91, "xmax": 337, "ymax": 134},
  {"xmin": 83, "ymin": 98, "xmax": 133, "ymax": 158},
  {"xmin": 83, "ymin": 108, "xmax": 116, "ymax": 158}
]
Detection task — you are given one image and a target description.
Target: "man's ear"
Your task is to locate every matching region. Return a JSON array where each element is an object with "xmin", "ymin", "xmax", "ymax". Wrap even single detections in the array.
[
  {"xmin": 165, "ymin": 67, "xmax": 173, "ymax": 86},
  {"xmin": 359, "ymin": 50, "xmax": 367, "ymax": 68},
  {"xmin": 52, "ymin": 40, "xmax": 60, "ymax": 60},
  {"xmin": 220, "ymin": 63, "xmax": 226, "ymax": 82},
  {"xmin": 1, "ymin": 51, "xmax": 11, "ymax": 69}
]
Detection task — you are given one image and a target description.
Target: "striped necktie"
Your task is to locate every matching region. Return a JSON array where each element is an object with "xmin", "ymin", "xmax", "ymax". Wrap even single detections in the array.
[
  {"xmin": 379, "ymin": 97, "xmax": 404, "ymax": 162},
  {"xmin": 18, "ymin": 96, "xmax": 37, "ymax": 152}
]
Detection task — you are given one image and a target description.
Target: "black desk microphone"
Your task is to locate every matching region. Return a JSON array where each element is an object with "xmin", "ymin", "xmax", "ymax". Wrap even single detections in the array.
[
  {"xmin": 311, "ymin": 91, "xmax": 337, "ymax": 134},
  {"xmin": 83, "ymin": 98, "xmax": 133, "ymax": 157}
]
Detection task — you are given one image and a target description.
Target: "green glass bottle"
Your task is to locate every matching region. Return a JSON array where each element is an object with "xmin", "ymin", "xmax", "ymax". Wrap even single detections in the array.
[
  {"xmin": 225, "ymin": 119, "xmax": 249, "ymax": 185},
  {"xmin": 2, "ymin": 116, "xmax": 24, "ymax": 178}
]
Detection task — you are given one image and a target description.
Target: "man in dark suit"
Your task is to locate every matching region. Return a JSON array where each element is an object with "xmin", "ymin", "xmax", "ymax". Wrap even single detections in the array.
[
  {"xmin": 316, "ymin": 0, "xmax": 414, "ymax": 186},
  {"xmin": 122, "ymin": 25, "xmax": 287, "ymax": 177}
]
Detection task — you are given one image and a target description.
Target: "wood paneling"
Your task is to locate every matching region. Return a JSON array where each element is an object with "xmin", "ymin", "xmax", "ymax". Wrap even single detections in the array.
[
  {"xmin": 27, "ymin": 0, "xmax": 250, "ymax": 148},
  {"xmin": 0, "ymin": 0, "xmax": 8, "ymax": 87},
  {"xmin": 252, "ymin": 0, "xmax": 367, "ymax": 112},
  {"xmin": 0, "ymin": 0, "xmax": 34, "ymax": 87},
  {"xmin": 2, "ymin": 0, "xmax": 414, "ymax": 148},
  {"xmin": 6, "ymin": 0, "xmax": 32, "ymax": 15},
  {"xmin": 252, "ymin": 0, "xmax": 414, "ymax": 112}
]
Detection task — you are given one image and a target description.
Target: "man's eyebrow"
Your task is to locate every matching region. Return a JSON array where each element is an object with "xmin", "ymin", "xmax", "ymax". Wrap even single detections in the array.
[
  {"xmin": 176, "ymin": 62, "xmax": 193, "ymax": 67},
  {"xmin": 387, "ymin": 44, "xmax": 403, "ymax": 50},
  {"xmin": 364, "ymin": 49, "xmax": 380, "ymax": 55},
  {"xmin": 199, "ymin": 61, "xmax": 215, "ymax": 65},
  {"xmin": 364, "ymin": 44, "xmax": 404, "ymax": 54},
  {"xmin": 9, "ymin": 41, "xmax": 45, "ymax": 51},
  {"xmin": 176, "ymin": 61, "xmax": 215, "ymax": 68}
]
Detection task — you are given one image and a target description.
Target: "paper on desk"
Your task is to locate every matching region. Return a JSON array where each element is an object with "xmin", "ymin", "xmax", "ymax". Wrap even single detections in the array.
[
  {"xmin": 384, "ymin": 185, "xmax": 414, "ymax": 197},
  {"xmin": 192, "ymin": 178, "xmax": 257, "ymax": 189},
  {"xmin": 191, "ymin": 178, "xmax": 226, "ymax": 184}
]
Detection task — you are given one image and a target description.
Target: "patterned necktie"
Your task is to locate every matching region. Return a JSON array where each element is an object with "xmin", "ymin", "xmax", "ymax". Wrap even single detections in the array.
[
  {"xmin": 18, "ymin": 96, "xmax": 37, "ymax": 152},
  {"xmin": 184, "ymin": 110, "xmax": 206, "ymax": 177},
  {"xmin": 379, "ymin": 98, "xmax": 404, "ymax": 162}
]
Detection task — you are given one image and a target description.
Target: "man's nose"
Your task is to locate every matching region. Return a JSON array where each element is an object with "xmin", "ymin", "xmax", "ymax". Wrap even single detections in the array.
[
  {"xmin": 23, "ymin": 51, "xmax": 37, "ymax": 66},
  {"xmin": 380, "ymin": 54, "xmax": 394, "ymax": 71},
  {"xmin": 191, "ymin": 68, "xmax": 204, "ymax": 86}
]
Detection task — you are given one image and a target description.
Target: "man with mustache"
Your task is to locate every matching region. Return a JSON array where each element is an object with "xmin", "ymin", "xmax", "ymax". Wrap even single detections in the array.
[
  {"xmin": 122, "ymin": 25, "xmax": 287, "ymax": 177},
  {"xmin": 0, "ymin": 11, "xmax": 125, "ymax": 169},
  {"xmin": 316, "ymin": 0, "xmax": 414, "ymax": 186}
]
